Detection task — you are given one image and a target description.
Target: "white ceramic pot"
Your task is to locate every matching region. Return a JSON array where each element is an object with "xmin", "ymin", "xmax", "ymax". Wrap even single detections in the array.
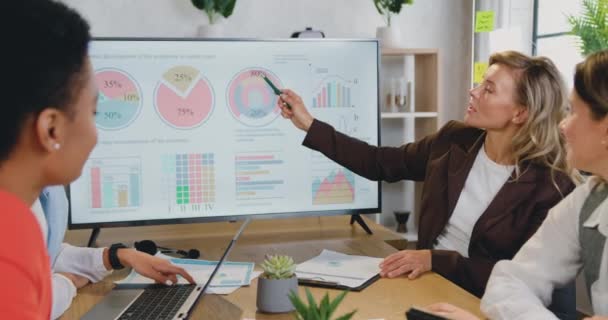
[
  {"xmin": 197, "ymin": 23, "xmax": 224, "ymax": 38},
  {"xmin": 376, "ymin": 26, "xmax": 401, "ymax": 48}
]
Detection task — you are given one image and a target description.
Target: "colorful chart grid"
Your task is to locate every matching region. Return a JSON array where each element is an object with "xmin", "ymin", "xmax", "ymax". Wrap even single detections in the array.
[{"xmin": 162, "ymin": 153, "xmax": 216, "ymax": 205}]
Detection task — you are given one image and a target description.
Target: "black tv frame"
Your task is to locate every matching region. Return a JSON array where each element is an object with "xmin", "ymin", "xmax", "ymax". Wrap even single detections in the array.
[{"xmin": 67, "ymin": 37, "xmax": 382, "ymax": 242}]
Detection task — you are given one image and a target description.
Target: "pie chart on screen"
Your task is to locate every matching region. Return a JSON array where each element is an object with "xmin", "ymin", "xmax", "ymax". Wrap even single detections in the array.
[
  {"xmin": 154, "ymin": 65, "xmax": 215, "ymax": 129},
  {"xmin": 95, "ymin": 69, "xmax": 143, "ymax": 130},
  {"xmin": 226, "ymin": 67, "xmax": 283, "ymax": 127}
]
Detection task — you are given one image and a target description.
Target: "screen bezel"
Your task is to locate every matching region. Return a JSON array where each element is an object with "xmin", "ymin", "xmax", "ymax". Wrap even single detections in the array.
[{"xmin": 68, "ymin": 37, "xmax": 382, "ymax": 230}]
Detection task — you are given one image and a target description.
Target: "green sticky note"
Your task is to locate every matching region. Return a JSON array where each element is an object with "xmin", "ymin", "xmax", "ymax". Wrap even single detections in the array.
[
  {"xmin": 475, "ymin": 11, "xmax": 495, "ymax": 33},
  {"xmin": 474, "ymin": 62, "xmax": 489, "ymax": 84}
]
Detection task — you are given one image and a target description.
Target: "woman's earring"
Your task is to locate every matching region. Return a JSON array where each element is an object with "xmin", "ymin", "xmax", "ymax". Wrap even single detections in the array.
[{"xmin": 53, "ymin": 143, "xmax": 61, "ymax": 150}]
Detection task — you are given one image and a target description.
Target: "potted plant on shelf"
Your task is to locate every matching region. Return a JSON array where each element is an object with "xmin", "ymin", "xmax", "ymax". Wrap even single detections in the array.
[
  {"xmin": 288, "ymin": 288, "xmax": 357, "ymax": 320},
  {"xmin": 257, "ymin": 255, "xmax": 298, "ymax": 313},
  {"xmin": 567, "ymin": 0, "xmax": 608, "ymax": 55},
  {"xmin": 190, "ymin": 0, "xmax": 237, "ymax": 38},
  {"xmin": 374, "ymin": 0, "xmax": 414, "ymax": 48}
]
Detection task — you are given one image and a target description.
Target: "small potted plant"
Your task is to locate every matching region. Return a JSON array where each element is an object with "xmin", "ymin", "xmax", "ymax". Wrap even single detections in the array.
[
  {"xmin": 374, "ymin": 0, "xmax": 414, "ymax": 48},
  {"xmin": 288, "ymin": 288, "xmax": 357, "ymax": 320},
  {"xmin": 257, "ymin": 255, "xmax": 298, "ymax": 313},
  {"xmin": 190, "ymin": 0, "xmax": 237, "ymax": 38}
]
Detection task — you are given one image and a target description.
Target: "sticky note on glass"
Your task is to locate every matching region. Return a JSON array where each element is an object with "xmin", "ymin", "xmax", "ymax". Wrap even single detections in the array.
[
  {"xmin": 474, "ymin": 62, "xmax": 488, "ymax": 84},
  {"xmin": 475, "ymin": 11, "xmax": 495, "ymax": 32}
]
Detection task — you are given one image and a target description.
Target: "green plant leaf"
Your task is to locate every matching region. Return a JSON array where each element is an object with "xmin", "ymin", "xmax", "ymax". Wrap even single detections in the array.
[
  {"xmin": 305, "ymin": 288, "xmax": 318, "ymax": 311},
  {"xmin": 216, "ymin": 0, "xmax": 237, "ymax": 18},
  {"xmin": 329, "ymin": 290, "xmax": 348, "ymax": 314},
  {"xmin": 261, "ymin": 255, "xmax": 296, "ymax": 279},
  {"xmin": 334, "ymin": 310, "xmax": 357, "ymax": 320},
  {"xmin": 288, "ymin": 290, "xmax": 308, "ymax": 319},
  {"xmin": 191, "ymin": 0, "xmax": 205, "ymax": 10},
  {"xmin": 373, "ymin": 0, "xmax": 385, "ymax": 15},
  {"xmin": 319, "ymin": 293, "xmax": 331, "ymax": 318},
  {"xmin": 568, "ymin": 0, "xmax": 608, "ymax": 55}
]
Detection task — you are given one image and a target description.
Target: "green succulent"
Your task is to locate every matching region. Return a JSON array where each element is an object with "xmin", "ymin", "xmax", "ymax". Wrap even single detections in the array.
[
  {"xmin": 373, "ymin": 0, "xmax": 414, "ymax": 27},
  {"xmin": 261, "ymin": 255, "xmax": 296, "ymax": 280},
  {"xmin": 288, "ymin": 288, "xmax": 356, "ymax": 320},
  {"xmin": 191, "ymin": 0, "xmax": 237, "ymax": 24},
  {"xmin": 567, "ymin": 0, "xmax": 608, "ymax": 55}
]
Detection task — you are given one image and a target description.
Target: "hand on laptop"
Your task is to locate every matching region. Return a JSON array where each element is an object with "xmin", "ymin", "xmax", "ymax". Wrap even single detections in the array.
[
  {"xmin": 118, "ymin": 249, "xmax": 195, "ymax": 285},
  {"xmin": 379, "ymin": 249, "xmax": 431, "ymax": 279},
  {"xmin": 425, "ymin": 303, "xmax": 480, "ymax": 320}
]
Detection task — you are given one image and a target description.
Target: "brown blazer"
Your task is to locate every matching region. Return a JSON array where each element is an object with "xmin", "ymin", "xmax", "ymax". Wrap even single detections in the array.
[{"xmin": 303, "ymin": 119, "xmax": 575, "ymax": 297}]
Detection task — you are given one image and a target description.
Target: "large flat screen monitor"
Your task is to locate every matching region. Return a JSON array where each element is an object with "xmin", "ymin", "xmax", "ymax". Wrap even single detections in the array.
[{"xmin": 68, "ymin": 38, "xmax": 380, "ymax": 229}]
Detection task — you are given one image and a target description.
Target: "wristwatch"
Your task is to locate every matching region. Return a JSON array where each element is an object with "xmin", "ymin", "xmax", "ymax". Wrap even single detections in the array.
[{"xmin": 108, "ymin": 243, "xmax": 127, "ymax": 270}]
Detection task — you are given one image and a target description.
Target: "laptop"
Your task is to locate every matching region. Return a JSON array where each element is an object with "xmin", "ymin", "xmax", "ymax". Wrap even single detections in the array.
[{"xmin": 82, "ymin": 219, "xmax": 250, "ymax": 320}]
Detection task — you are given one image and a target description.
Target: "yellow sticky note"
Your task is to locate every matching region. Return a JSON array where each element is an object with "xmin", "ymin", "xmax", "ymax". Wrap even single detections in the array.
[
  {"xmin": 474, "ymin": 62, "xmax": 488, "ymax": 84},
  {"xmin": 475, "ymin": 11, "xmax": 495, "ymax": 33}
]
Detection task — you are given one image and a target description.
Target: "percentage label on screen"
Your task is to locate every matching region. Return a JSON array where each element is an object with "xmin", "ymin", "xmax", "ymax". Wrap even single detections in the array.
[
  {"xmin": 174, "ymin": 73, "xmax": 193, "ymax": 82},
  {"xmin": 250, "ymin": 70, "xmax": 267, "ymax": 78},
  {"xmin": 178, "ymin": 107, "xmax": 195, "ymax": 116},
  {"xmin": 104, "ymin": 112, "xmax": 122, "ymax": 120},
  {"xmin": 104, "ymin": 80, "xmax": 122, "ymax": 88},
  {"xmin": 123, "ymin": 93, "xmax": 139, "ymax": 102}
]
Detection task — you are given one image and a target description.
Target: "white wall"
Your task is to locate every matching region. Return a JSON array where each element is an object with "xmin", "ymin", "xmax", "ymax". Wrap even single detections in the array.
[{"xmin": 60, "ymin": 0, "xmax": 473, "ymax": 124}]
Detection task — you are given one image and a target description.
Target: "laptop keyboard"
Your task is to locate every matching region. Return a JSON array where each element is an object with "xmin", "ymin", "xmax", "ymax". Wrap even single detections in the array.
[{"xmin": 117, "ymin": 284, "xmax": 197, "ymax": 320}]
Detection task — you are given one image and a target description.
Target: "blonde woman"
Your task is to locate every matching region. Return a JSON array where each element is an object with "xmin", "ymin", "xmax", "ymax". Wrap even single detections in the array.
[
  {"xmin": 278, "ymin": 51, "xmax": 574, "ymax": 297},
  {"xmin": 426, "ymin": 50, "xmax": 608, "ymax": 320}
]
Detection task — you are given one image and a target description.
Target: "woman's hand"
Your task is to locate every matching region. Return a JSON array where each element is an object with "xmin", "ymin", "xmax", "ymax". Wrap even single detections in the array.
[
  {"xmin": 583, "ymin": 316, "xmax": 608, "ymax": 320},
  {"xmin": 117, "ymin": 249, "xmax": 195, "ymax": 285},
  {"xmin": 278, "ymin": 89, "xmax": 314, "ymax": 132},
  {"xmin": 379, "ymin": 249, "xmax": 431, "ymax": 279},
  {"xmin": 425, "ymin": 303, "xmax": 481, "ymax": 320}
]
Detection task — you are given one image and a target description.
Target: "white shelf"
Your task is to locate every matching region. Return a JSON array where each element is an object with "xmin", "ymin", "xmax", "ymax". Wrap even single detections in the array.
[{"xmin": 381, "ymin": 112, "xmax": 438, "ymax": 119}]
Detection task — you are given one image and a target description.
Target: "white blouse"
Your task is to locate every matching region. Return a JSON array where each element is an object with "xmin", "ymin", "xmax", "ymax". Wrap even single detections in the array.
[{"xmin": 481, "ymin": 178, "xmax": 608, "ymax": 318}]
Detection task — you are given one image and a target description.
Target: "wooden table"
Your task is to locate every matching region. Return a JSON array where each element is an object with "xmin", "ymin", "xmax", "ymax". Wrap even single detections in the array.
[{"xmin": 60, "ymin": 216, "xmax": 482, "ymax": 320}]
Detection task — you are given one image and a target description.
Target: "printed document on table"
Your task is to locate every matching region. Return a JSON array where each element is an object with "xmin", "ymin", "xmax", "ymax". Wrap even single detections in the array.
[{"xmin": 296, "ymin": 249, "xmax": 382, "ymax": 288}]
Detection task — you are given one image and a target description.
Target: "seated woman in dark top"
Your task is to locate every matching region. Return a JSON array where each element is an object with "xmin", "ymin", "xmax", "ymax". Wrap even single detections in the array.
[{"xmin": 277, "ymin": 51, "xmax": 575, "ymax": 297}]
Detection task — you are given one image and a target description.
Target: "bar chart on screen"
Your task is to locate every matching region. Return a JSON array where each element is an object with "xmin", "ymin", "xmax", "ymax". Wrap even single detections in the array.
[
  {"xmin": 88, "ymin": 157, "xmax": 142, "ymax": 210},
  {"xmin": 234, "ymin": 152, "xmax": 286, "ymax": 207},
  {"xmin": 312, "ymin": 75, "xmax": 354, "ymax": 109}
]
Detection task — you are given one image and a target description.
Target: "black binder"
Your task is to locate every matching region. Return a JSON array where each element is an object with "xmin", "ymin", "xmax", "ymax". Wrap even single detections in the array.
[{"xmin": 297, "ymin": 274, "xmax": 380, "ymax": 292}]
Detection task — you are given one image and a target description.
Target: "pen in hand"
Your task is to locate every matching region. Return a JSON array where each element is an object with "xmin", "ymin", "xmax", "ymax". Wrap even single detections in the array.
[{"xmin": 262, "ymin": 75, "xmax": 292, "ymax": 110}]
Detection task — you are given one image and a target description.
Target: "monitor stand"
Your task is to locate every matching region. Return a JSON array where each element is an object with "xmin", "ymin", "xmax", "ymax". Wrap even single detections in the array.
[
  {"xmin": 87, "ymin": 227, "xmax": 101, "ymax": 247},
  {"xmin": 350, "ymin": 214, "xmax": 373, "ymax": 235}
]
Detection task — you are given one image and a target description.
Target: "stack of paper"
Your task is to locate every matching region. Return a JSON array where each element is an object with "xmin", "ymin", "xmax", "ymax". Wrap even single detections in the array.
[
  {"xmin": 296, "ymin": 250, "xmax": 383, "ymax": 289},
  {"xmin": 115, "ymin": 254, "xmax": 261, "ymax": 294}
]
